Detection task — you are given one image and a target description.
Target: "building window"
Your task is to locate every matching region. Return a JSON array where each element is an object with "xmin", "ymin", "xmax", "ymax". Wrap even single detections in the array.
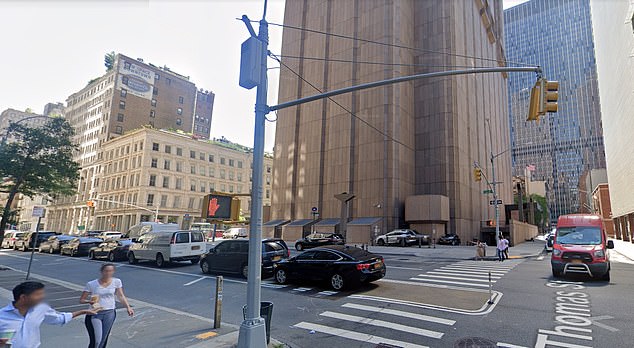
[
  {"xmin": 119, "ymin": 101, "xmax": 126, "ymax": 109},
  {"xmin": 210, "ymin": 182, "xmax": 215, "ymax": 191},
  {"xmin": 152, "ymin": 142, "xmax": 159, "ymax": 151},
  {"xmin": 209, "ymin": 168, "xmax": 215, "ymax": 177},
  {"xmin": 120, "ymin": 89, "xmax": 127, "ymax": 98},
  {"xmin": 164, "ymin": 145, "xmax": 171, "ymax": 154},
  {"xmin": 266, "ymin": 166, "xmax": 271, "ymax": 173},
  {"xmin": 151, "ymin": 99, "xmax": 157, "ymax": 107},
  {"xmin": 176, "ymin": 118, "xmax": 182, "ymax": 126},
  {"xmin": 149, "ymin": 175, "xmax": 156, "ymax": 186},
  {"xmin": 237, "ymin": 161, "xmax": 243, "ymax": 168},
  {"xmin": 237, "ymin": 173, "xmax": 242, "ymax": 182},
  {"xmin": 190, "ymin": 150, "xmax": 196, "ymax": 159},
  {"xmin": 117, "ymin": 113, "xmax": 124, "ymax": 122},
  {"xmin": 151, "ymin": 158, "xmax": 158, "ymax": 168},
  {"xmin": 114, "ymin": 126, "xmax": 123, "ymax": 134},
  {"xmin": 229, "ymin": 171, "xmax": 234, "ymax": 181},
  {"xmin": 176, "ymin": 161, "xmax": 183, "ymax": 172},
  {"xmin": 150, "ymin": 110, "xmax": 155, "ymax": 118},
  {"xmin": 155, "ymin": 73, "xmax": 160, "ymax": 80},
  {"xmin": 220, "ymin": 169, "xmax": 226, "ymax": 179},
  {"xmin": 266, "ymin": 189, "xmax": 270, "ymax": 199},
  {"xmin": 162, "ymin": 176, "xmax": 169, "ymax": 188},
  {"xmin": 220, "ymin": 184, "xmax": 226, "ymax": 192},
  {"xmin": 190, "ymin": 181, "xmax": 196, "ymax": 192},
  {"xmin": 177, "ymin": 108, "xmax": 183, "ymax": 115},
  {"xmin": 209, "ymin": 154, "xmax": 214, "ymax": 162},
  {"xmin": 153, "ymin": 87, "xmax": 158, "ymax": 96},
  {"xmin": 266, "ymin": 176, "xmax": 271, "ymax": 185},
  {"xmin": 166, "ymin": 77, "xmax": 171, "ymax": 85},
  {"xmin": 229, "ymin": 185, "xmax": 234, "ymax": 193},
  {"xmin": 176, "ymin": 147, "xmax": 183, "ymax": 156},
  {"xmin": 160, "ymin": 195, "xmax": 168, "ymax": 207},
  {"xmin": 173, "ymin": 196, "xmax": 181, "ymax": 208},
  {"xmin": 146, "ymin": 194, "xmax": 154, "ymax": 206},
  {"xmin": 190, "ymin": 165, "xmax": 196, "ymax": 174},
  {"xmin": 175, "ymin": 178, "xmax": 182, "ymax": 190},
  {"xmin": 124, "ymin": 61, "xmax": 131, "ymax": 69},
  {"xmin": 199, "ymin": 152, "xmax": 205, "ymax": 161},
  {"xmin": 164, "ymin": 160, "xmax": 170, "ymax": 170},
  {"xmin": 122, "ymin": 76, "xmax": 129, "ymax": 85},
  {"xmin": 220, "ymin": 157, "xmax": 226, "ymax": 165},
  {"xmin": 229, "ymin": 159, "xmax": 235, "ymax": 167},
  {"xmin": 188, "ymin": 197, "xmax": 195, "ymax": 209},
  {"xmin": 178, "ymin": 96, "xmax": 184, "ymax": 104},
  {"xmin": 200, "ymin": 183, "xmax": 206, "ymax": 192}
]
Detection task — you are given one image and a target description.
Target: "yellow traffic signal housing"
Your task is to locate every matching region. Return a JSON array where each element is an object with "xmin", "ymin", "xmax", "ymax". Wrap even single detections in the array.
[
  {"xmin": 486, "ymin": 220, "xmax": 496, "ymax": 227},
  {"xmin": 230, "ymin": 199, "xmax": 241, "ymax": 221},
  {"xmin": 526, "ymin": 83, "xmax": 542, "ymax": 121},
  {"xmin": 542, "ymin": 80, "xmax": 559, "ymax": 113},
  {"xmin": 474, "ymin": 168, "xmax": 482, "ymax": 182},
  {"xmin": 86, "ymin": 200, "xmax": 95, "ymax": 207}
]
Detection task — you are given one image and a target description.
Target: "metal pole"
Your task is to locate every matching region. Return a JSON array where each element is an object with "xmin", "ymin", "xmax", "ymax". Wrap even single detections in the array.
[
  {"xmin": 213, "ymin": 276, "xmax": 223, "ymax": 329},
  {"xmin": 212, "ymin": 223, "xmax": 217, "ymax": 242},
  {"xmin": 25, "ymin": 216, "xmax": 42, "ymax": 280},
  {"xmin": 487, "ymin": 271, "xmax": 494, "ymax": 304},
  {"xmin": 492, "ymin": 151, "xmax": 500, "ymax": 247},
  {"xmin": 237, "ymin": 3, "xmax": 269, "ymax": 347}
]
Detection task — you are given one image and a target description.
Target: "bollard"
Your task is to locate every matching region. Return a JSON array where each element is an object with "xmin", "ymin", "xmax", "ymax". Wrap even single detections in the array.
[
  {"xmin": 487, "ymin": 271, "xmax": 494, "ymax": 304},
  {"xmin": 213, "ymin": 276, "xmax": 223, "ymax": 329}
]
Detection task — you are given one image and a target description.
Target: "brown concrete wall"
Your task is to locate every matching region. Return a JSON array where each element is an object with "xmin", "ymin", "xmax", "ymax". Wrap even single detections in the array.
[{"xmin": 509, "ymin": 219, "xmax": 538, "ymax": 246}]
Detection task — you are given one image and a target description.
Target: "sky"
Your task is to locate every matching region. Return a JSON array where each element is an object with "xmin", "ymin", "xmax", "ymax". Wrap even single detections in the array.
[{"xmin": 0, "ymin": 0, "xmax": 526, "ymax": 151}]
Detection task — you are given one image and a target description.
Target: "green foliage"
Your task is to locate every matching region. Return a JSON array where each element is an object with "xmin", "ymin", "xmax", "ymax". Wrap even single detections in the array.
[
  {"xmin": 0, "ymin": 118, "xmax": 80, "ymax": 238},
  {"xmin": 104, "ymin": 51, "xmax": 116, "ymax": 71},
  {"xmin": 530, "ymin": 193, "xmax": 549, "ymax": 227}
]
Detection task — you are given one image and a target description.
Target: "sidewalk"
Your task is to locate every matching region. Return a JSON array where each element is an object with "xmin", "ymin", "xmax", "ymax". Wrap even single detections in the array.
[
  {"xmin": 612, "ymin": 239, "xmax": 634, "ymax": 261},
  {"xmin": 0, "ymin": 267, "xmax": 286, "ymax": 348},
  {"xmin": 366, "ymin": 240, "xmax": 545, "ymax": 260}
]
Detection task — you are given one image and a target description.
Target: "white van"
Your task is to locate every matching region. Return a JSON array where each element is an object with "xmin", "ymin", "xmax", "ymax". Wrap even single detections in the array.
[
  {"xmin": 126, "ymin": 222, "xmax": 180, "ymax": 239},
  {"xmin": 97, "ymin": 231, "xmax": 123, "ymax": 240},
  {"xmin": 127, "ymin": 230, "xmax": 206, "ymax": 267},
  {"xmin": 223, "ymin": 227, "xmax": 248, "ymax": 239}
]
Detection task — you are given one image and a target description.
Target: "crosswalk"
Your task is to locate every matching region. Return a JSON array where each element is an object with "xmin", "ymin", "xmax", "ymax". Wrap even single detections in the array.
[
  {"xmin": 408, "ymin": 259, "xmax": 523, "ymax": 290},
  {"xmin": 260, "ymin": 280, "xmax": 344, "ymax": 298},
  {"xmin": 292, "ymin": 299, "xmax": 456, "ymax": 348}
]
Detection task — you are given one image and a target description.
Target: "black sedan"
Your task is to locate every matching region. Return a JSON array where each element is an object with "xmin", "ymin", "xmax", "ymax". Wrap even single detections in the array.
[
  {"xmin": 274, "ymin": 245, "xmax": 386, "ymax": 290},
  {"xmin": 60, "ymin": 238, "xmax": 102, "ymax": 257},
  {"xmin": 38, "ymin": 235, "xmax": 75, "ymax": 254},
  {"xmin": 437, "ymin": 234, "xmax": 461, "ymax": 246},
  {"xmin": 295, "ymin": 232, "xmax": 345, "ymax": 251},
  {"xmin": 89, "ymin": 239, "xmax": 133, "ymax": 262},
  {"xmin": 200, "ymin": 239, "xmax": 289, "ymax": 278}
]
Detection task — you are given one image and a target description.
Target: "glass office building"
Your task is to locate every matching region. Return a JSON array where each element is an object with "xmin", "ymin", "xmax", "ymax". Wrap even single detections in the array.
[{"xmin": 505, "ymin": 0, "xmax": 605, "ymax": 222}]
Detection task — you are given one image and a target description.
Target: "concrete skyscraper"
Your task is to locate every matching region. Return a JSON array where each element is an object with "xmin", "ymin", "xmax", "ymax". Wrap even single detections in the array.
[
  {"xmin": 505, "ymin": 0, "xmax": 605, "ymax": 222},
  {"xmin": 270, "ymin": 0, "xmax": 513, "ymax": 243}
]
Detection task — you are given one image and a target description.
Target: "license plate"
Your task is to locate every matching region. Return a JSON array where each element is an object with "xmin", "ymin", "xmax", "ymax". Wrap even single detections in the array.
[
  {"xmin": 571, "ymin": 259, "xmax": 583, "ymax": 264},
  {"xmin": 272, "ymin": 256, "xmax": 281, "ymax": 261},
  {"xmin": 191, "ymin": 246, "xmax": 200, "ymax": 250},
  {"xmin": 374, "ymin": 261, "xmax": 383, "ymax": 269}
]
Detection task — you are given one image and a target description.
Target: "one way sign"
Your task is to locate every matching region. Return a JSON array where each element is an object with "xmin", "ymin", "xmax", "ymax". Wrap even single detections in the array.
[{"xmin": 489, "ymin": 199, "xmax": 503, "ymax": 205}]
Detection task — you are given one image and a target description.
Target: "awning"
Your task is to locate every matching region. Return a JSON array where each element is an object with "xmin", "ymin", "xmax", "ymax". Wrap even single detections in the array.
[
  {"xmin": 348, "ymin": 217, "xmax": 382, "ymax": 226},
  {"xmin": 286, "ymin": 219, "xmax": 317, "ymax": 227},
  {"xmin": 315, "ymin": 218, "xmax": 340, "ymax": 227},
  {"xmin": 263, "ymin": 219, "xmax": 289, "ymax": 227}
]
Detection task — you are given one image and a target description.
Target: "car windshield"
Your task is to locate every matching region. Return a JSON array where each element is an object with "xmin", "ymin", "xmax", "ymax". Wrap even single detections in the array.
[{"xmin": 555, "ymin": 227, "xmax": 602, "ymax": 245}]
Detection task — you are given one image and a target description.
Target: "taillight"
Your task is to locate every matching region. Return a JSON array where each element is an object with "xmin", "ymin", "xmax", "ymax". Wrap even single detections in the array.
[
  {"xmin": 356, "ymin": 263, "xmax": 370, "ymax": 271},
  {"xmin": 287, "ymin": 249, "xmax": 290, "ymax": 258}
]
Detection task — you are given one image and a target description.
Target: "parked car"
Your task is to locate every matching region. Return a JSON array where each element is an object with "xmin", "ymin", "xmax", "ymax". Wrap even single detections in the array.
[
  {"xmin": 14, "ymin": 231, "xmax": 58, "ymax": 251},
  {"xmin": 89, "ymin": 239, "xmax": 133, "ymax": 262},
  {"xmin": 374, "ymin": 229, "xmax": 429, "ymax": 247},
  {"xmin": 551, "ymin": 214, "xmax": 613, "ymax": 281},
  {"xmin": 295, "ymin": 232, "xmax": 345, "ymax": 251},
  {"xmin": 1, "ymin": 231, "xmax": 25, "ymax": 249},
  {"xmin": 38, "ymin": 235, "xmax": 75, "ymax": 254},
  {"xmin": 60, "ymin": 237, "xmax": 103, "ymax": 257},
  {"xmin": 223, "ymin": 227, "xmax": 248, "ymax": 239},
  {"xmin": 125, "ymin": 222, "xmax": 180, "ymax": 239},
  {"xmin": 274, "ymin": 245, "xmax": 386, "ymax": 290},
  {"xmin": 544, "ymin": 232, "xmax": 555, "ymax": 252},
  {"xmin": 96, "ymin": 231, "xmax": 123, "ymax": 240},
  {"xmin": 80, "ymin": 230, "xmax": 104, "ymax": 237},
  {"xmin": 127, "ymin": 230, "xmax": 206, "ymax": 267},
  {"xmin": 200, "ymin": 238, "xmax": 289, "ymax": 278},
  {"xmin": 437, "ymin": 234, "xmax": 461, "ymax": 246}
]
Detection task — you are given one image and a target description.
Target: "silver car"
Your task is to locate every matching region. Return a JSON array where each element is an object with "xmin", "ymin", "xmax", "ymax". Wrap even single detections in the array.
[
  {"xmin": 1, "ymin": 231, "xmax": 25, "ymax": 249},
  {"xmin": 375, "ymin": 229, "xmax": 429, "ymax": 247}
]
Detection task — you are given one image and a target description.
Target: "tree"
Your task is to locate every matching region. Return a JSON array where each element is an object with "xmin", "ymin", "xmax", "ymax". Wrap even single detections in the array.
[
  {"xmin": 104, "ymin": 51, "xmax": 116, "ymax": 71},
  {"xmin": 0, "ymin": 118, "xmax": 80, "ymax": 243}
]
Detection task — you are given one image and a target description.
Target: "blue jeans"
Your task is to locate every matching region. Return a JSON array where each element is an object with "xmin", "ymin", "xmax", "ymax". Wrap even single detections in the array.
[
  {"xmin": 497, "ymin": 249, "xmax": 505, "ymax": 261},
  {"xmin": 85, "ymin": 309, "xmax": 116, "ymax": 348}
]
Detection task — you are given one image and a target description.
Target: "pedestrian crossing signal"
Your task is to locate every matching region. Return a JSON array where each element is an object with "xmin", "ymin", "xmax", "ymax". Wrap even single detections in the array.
[{"xmin": 486, "ymin": 220, "xmax": 496, "ymax": 227}]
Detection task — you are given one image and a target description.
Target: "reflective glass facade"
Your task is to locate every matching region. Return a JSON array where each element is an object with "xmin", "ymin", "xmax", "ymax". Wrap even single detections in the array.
[{"xmin": 504, "ymin": 0, "xmax": 605, "ymax": 222}]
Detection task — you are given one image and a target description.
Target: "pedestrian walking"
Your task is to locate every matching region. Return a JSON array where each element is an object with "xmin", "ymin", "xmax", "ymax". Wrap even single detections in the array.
[
  {"xmin": 475, "ymin": 240, "xmax": 486, "ymax": 260},
  {"xmin": 0, "ymin": 281, "xmax": 96, "ymax": 348},
  {"xmin": 79, "ymin": 264, "xmax": 134, "ymax": 348},
  {"xmin": 503, "ymin": 236, "xmax": 510, "ymax": 259},
  {"xmin": 496, "ymin": 235, "xmax": 508, "ymax": 262}
]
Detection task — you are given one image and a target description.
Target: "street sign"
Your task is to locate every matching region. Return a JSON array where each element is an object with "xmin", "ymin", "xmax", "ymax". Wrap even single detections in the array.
[
  {"xmin": 483, "ymin": 189, "xmax": 493, "ymax": 194},
  {"xmin": 77, "ymin": 225, "xmax": 86, "ymax": 231},
  {"xmin": 489, "ymin": 199, "xmax": 503, "ymax": 205},
  {"xmin": 311, "ymin": 206, "xmax": 318, "ymax": 213},
  {"xmin": 32, "ymin": 206, "xmax": 45, "ymax": 218}
]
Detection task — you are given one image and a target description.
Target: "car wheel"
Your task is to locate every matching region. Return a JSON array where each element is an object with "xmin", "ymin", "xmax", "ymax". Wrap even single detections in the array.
[
  {"xmin": 377, "ymin": 239, "xmax": 385, "ymax": 246},
  {"xmin": 70, "ymin": 249, "xmax": 76, "ymax": 257},
  {"xmin": 552, "ymin": 267, "xmax": 562, "ymax": 278},
  {"xmin": 201, "ymin": 260, "xmax": 211, "ymax": 274},
  {"xmin": 156, "ymin": 253, "xmax": 166, "ymax": 268},
  {"xmin": 452, "ymin": 240, "xmax": 458, "ymax": 246},
  {"xmin": 241, "ymin": 264, "xmax": 249, "ymax": 279},
  {"xmin": 330, "ymin": 273, "xmax": 345, "ymax": 291},
  {"xmin": 400, "ymin": 239, "xmax": 406, "ymax": 247},
  {"xmin": 275, "ymin": 269, "xmax": 288, "ymax": 284},
  {"xmin": 49, "ymin": 247, "xmax": 54, "ymax": 254},
  {"xmin": 108, "ymin": 252, "xmax": 116, "ymax": 262},
  {"xmin": 89, "ymin": 251, "xmax": 95, "ymax": 260},
  {"xmin": 128, "ymin": 252, "xmax": 138, "ymax": 264},
  {"xmin": 295, "ymin": 243, "xmax": 303, "ymax": 251}
]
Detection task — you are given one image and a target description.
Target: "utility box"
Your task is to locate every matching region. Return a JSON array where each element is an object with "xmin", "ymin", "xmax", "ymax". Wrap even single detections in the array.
[{"xmin": 239, "ymin": 36, "xmax": 262, "ymax": 89}]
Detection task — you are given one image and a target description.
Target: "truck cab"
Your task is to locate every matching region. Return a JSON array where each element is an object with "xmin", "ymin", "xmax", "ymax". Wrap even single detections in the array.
[{"xmin": 551, "ymin": 214, "xmax": 614, "ymax": 281}]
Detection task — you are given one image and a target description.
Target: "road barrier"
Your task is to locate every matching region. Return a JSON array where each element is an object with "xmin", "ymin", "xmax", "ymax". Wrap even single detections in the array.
[{"xmin": 213, "ymin": 276, "xmax": 223, "ymax": 329}]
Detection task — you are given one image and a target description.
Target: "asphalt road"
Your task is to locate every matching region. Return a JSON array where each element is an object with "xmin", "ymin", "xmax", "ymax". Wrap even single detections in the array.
[{"xmin": 1, "ymin": 247, "xmax": 633, "ymax": 348}]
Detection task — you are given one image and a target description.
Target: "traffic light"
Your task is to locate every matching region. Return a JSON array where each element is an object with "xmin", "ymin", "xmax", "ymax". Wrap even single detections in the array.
[
  {"xmin": 86, "ymin": 200, "xmax": 95, "ymax": 207},
  {"xmin": 474, "ymin": 168, "xmax": 482, "ymax": 182},
  {"xmin": 541, "ymin": 80, "xmax": 559, "ymax": 113},
  {"xmin": 526, "ymin": 82, "xmax": 542, "ymax": 121},
  {"xmin": 486, "ymin": 220, "xmax": 496, "ymax": 227}
]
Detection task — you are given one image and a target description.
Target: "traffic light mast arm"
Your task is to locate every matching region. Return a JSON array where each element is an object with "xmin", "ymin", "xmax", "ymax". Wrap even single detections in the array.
[
  {"xmin": 474, "ymin": 162, "xmax": 494, "ymax": 192},
  {"xmin": 89, "ymin": 198, "xmax": 158, "ymax": 215}
]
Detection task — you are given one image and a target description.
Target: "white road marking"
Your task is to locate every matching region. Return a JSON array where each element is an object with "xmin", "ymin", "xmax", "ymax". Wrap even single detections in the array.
[
  {"xmin": 261, "ymin": 283, "xmax": 288, "ymax": 289},
  {"xmin": 54, "ymin": 304, "xmax": 87, "ymax": 310},
  {"xmin": 183, "ymin": 277, "xmax": 207, "ymax": 286},
  {"xmin": 415, "ymin": 274, "xmax": 497, "ymax": 283},
  {"xmin": 293, "ymin": 322, "xmax": 429, "ymax": 348},
  {"xmin": 409, "ymin": 277, "xmax": 489, "ymax": 287},
  {"xmin": 387, "ymin": 266, "xmax": 426, "ymax": 271},
  {"xmin": 320, "ymin": 311, "xmax": 444, "ymax": 339},
  {"xmin": 316, "ymin": 290, "xmax": 338, "ymax": 296},
  {"xmin": 449, "ymin": 264, "xmax": 516, "ymax": 270},
  {"xmin": 292, "ymin": 287, "xmax": 312, "ymax": 292},
  {"xmin": 46, "ymin": 296, "xmax": 81, "ymax": 301},
  {"xmin": 427, "ymin": 271, "xmax": 502, "ymax": 279},
  {"xmin": 0, "ymin": 253, "xmax": 36, "ymax": 261},
  {"xmin": 341, "ymin": 303, "xmax": 455, "ymax": 325},
  {"xmin": 497, "ymin": 342, "xmax": 528, "ymax": 348},
  {"xmin": 440, "ymin": 266, "xmax": 509, "ymax": 273}
]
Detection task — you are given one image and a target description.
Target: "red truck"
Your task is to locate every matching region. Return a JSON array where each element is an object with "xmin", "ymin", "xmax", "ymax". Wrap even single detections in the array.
[{"xmin": 551, "ymin": 214, "xmax": 614, "ymax": 281}]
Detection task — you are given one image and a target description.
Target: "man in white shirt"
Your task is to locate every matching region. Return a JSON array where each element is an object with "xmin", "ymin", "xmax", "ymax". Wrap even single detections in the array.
[{"xmin": 0, "ymin": 281, "xmax": 96, "ymax": 348}]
